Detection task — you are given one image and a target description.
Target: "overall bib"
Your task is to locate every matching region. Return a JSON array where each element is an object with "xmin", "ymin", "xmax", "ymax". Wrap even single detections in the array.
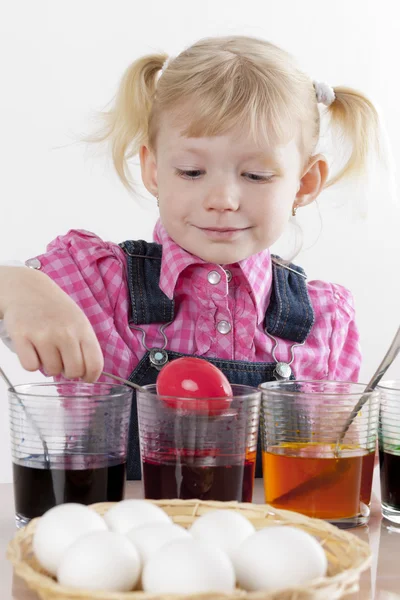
[{"xmin": 119, "ymin": 240, "xmax": 315, "ymax": 481}]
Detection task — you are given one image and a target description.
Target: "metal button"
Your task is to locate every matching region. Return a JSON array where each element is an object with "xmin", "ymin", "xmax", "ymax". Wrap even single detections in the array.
[
  {"xmin": 217, "ymin": 320, "xmax": 231, "ymax": 334},
  {"xmin": 273, "ymin": 362, "xmax": 292, "ymax": 381},
  {"xmin": 207, "ymin": 270, "xmax": 221, "ymax": 285},
  {"xmin": 25, "ymin": 258, "xmax": 41, "ymax": 270},
  {"xmin": 149, "ymin": 348, "xmax": 169, "ymax": 370},
  {"xmin": 225, "ymin": 269, "xmax": 232, "ymax": 282}
]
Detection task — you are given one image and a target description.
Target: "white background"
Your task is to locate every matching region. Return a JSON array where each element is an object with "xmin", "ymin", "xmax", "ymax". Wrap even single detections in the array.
[{"xmin": 0, "ymin": 0, "xmax": 399, "ymax": 482}]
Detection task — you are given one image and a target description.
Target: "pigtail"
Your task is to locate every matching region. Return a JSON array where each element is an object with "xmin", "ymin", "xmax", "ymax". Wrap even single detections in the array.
[
  {"xmin": 325, "ymin": 87, "xmax": 381, "ymax": 187},
  {"xmin": 97, "ymin": 53, "xmax": 167, "ymax": 189}
]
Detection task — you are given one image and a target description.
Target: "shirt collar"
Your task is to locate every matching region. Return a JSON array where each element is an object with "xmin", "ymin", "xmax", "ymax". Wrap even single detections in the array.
[
  {"xmin": 153, "ymin": 220, "xmax": 206, "ymax": 300},
  {"xmin": 237, "ymin": 250, "xmax": 273, "ymax": 325},
  {"xmin": 153, "ymin": 219, "xmax": 273, "ymax": 324}
]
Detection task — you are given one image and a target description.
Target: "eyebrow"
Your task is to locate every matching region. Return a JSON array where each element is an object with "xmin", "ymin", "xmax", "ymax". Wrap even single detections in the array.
[
  {"xmin": 176, "ymin": 147, "xmax": 208, "ymax": 157},
  {"xmin": 174, "ymin": 148, "xmax": 281, "ymax": 168},
  {"xmin": 239, "ymin": 152, "xmax": 282, "ymax": 169}
]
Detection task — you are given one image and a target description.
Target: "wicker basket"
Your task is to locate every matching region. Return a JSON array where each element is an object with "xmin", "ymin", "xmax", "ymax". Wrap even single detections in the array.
[{"xmin": 7, "ymin": 499, "xmax": 371, "ymax": 600}]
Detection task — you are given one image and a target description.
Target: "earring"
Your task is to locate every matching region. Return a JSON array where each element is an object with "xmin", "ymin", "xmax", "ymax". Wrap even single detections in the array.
[
  {"xmin": 292, "ymin": 205, "xmax": 298, "ymax": 217},
  {"xmin": 155, "ymin": 194, "xmax": 159, "ymax": 207}
]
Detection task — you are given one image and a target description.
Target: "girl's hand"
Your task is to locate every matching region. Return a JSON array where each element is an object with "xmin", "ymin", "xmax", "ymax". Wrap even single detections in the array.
[{"xmin": 1, "ymin": 266, "xmax": 104, "ymax": 382}]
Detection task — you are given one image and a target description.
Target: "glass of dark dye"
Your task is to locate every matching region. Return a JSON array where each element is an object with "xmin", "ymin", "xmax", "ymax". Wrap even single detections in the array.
[
  {"xmin": 378, "ymin": 380, "xmax": 400, "ymax": 524},
  {"xmin": 136, "ymin": 384, "xmax": 261, "ymax": 503},
  {"xmin": 8, "ymin": 382, "xmax": 132, "ymax": 528}
]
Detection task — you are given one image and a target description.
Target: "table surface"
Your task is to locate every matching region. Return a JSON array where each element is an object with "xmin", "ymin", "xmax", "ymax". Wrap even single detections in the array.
[{"xmin": 1, "ymin": 477, "xmax": 400, "ymax": 600}]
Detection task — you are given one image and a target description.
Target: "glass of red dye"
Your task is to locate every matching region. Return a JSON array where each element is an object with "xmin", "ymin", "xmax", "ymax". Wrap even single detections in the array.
[{"xmin": 136, "ymin": 384, "xmax": 261, "ymax": 502}]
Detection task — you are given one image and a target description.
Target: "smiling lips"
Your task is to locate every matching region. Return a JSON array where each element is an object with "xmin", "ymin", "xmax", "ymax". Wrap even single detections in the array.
[{"xmin": 196, "ymin": 226, "xmax": 250, "ymax": 240}]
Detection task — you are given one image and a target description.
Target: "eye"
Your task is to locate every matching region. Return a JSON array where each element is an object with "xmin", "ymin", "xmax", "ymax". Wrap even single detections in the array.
[
  {"xmin": 175, "ymin": 168, "xmax": 205, "ymax": 180},
  {"xmin": 243, "ymin": 173, "xmax": 274, "ymax": 183}
]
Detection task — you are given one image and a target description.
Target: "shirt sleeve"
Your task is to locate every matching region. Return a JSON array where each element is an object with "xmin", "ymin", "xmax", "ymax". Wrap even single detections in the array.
[
  {"xmin": 36, "ymin": 229, "xmax": 126, "ymax": 328},
  {"xmin": 4, "ymin": 230, "xmax": 138, "ymax": 378},
  {"xmin": 326, "ymin": 284, "xmax": 361, "ymax": 382}
]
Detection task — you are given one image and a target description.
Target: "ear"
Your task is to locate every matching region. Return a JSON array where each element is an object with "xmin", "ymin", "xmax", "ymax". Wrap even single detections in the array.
[
  {"xmin": 295, "ymin": 155, "xmax": 329, "ymax": 208},
  {"xmin": 139, "ymin": 145, "xmax": 158, "ymax": 197}
]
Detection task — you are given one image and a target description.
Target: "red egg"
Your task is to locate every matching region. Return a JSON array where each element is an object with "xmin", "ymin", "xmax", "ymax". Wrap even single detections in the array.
[{"xmin": 156, "ymin": 357, "xmax": 233, "ymax": 415}]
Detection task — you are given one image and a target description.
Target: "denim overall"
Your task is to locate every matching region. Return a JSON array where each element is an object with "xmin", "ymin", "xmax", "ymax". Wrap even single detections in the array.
[{"xmin": 120, "ymin": 240, "xmax": 315, "ymax": 481}]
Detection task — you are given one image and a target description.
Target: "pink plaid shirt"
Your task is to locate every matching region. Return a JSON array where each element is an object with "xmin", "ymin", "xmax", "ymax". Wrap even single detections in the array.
[{"xmin": 30, "ymin": 221, "xmax": 361, "ymax": 382}]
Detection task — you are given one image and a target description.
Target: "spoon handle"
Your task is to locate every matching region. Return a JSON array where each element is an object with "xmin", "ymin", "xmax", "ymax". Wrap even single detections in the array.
[
  {"xmin": 337, "ymin": 325, "xmax": 400, "ymax": 446},
  {"xmin": 0, "ymin": 365, "xmax": 15, "ymax": 391},
  {"xmin": 0, "ymin": 365, "xmax": 51, "ymax": 468},
  {"xmin": 277, "ymin": 326, "xmax": 400, "ymax": 501},
  {"xmin": 366, "ymin": 325, "xmax": 400, "ymax": 390},
  {"xmin": 101, "ymin": 371, "xmax": 144, "ymax": 392}
]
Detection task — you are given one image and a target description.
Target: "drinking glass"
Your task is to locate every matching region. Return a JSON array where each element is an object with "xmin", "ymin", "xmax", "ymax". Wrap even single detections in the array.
[
  {"xmin": 9, "ymin": 382, "xmax": 132, "ymax": 527},
  {"xmin": 259, "ymin": 381, "xmax": 379, "ymax": 528},
  {"xmin": 137, "ymin": 384, "xmax": 261, "ymax": 502}
]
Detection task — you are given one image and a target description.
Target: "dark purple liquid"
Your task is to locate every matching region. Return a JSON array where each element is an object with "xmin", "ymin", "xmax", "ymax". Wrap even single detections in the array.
[
  {"xmin": 380, "ymin": 450, "xmax": 400, "ymax": 509},
  {"xmin": 142, "ymin": 459, "xmax": 255, "ymax": 502},
  {"xmin": 13, "ymin": 461, "xmax": 126, "ymax": 520}
]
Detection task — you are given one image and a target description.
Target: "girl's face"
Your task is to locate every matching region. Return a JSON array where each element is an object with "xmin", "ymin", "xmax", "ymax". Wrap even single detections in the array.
[{"xmin": 141, "ymin": 118, "xmax": 327, "ymax": 264}]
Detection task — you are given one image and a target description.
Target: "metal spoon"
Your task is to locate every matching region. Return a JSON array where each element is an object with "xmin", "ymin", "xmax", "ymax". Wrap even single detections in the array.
[
  {"xmin": 101, "ymin": 371, "xmax": 145, "ymax": 392},
  {"xmin": 0, "ymin": 366, "xmax": 51, "ymax": 468},
  {"xmin": 271, "ymin": 326, "xmax": 400, "ymax": 505},
  {"xmin": 336, "ymin": 324, "xmax": 400, "ymax": 450}
]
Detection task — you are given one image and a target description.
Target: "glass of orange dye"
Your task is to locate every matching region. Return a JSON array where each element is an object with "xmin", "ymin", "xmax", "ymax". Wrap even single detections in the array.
[{"xmin": 259, "ymin": 381, "xmax": 380, "ymax": 528}]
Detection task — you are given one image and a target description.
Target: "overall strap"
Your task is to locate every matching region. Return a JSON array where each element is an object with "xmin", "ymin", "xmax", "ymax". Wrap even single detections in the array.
[
  {"xmin": 120, "ymin": 240, "xmax": 175, "ymax": 325},
  {"xmin": 264, "ymin": 256, "xmax": 315, "ymax": 344}
]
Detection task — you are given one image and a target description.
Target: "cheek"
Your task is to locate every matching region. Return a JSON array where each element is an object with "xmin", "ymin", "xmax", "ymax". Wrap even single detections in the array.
[
  {"xmin": 251, "ymin": 183, "xmax": 294, "ymax": 217},
  {"xmin": 160, "ymin": 171, "xmax": 193, "ymax": 205},
  {"xmin": 252, "ymin": 183, "xmax": 296, "ymax": 239},
  {"xmin": 159, "ymin": 191, "xmax": 192, "ymax": 233},
  {"xmin": 257, "ymin": 208, "xmax": 288, "ymax": 239},
  {"xmin": 268, "ymin": 178, "xmax": 299, "ymax": 212}
]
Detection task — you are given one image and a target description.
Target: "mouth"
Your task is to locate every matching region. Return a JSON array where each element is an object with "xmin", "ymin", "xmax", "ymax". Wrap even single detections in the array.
[
  {"xmin": 196, "ymin": 226, "xmax": 250, "ymax": 233},
  {"xmin": 194, "ymin": 226, "xmax": 251, "ymax": 240}
]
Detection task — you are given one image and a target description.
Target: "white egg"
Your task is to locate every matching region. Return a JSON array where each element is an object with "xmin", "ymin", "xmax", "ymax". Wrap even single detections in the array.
[
  {"xmin": 142, "ymin": 538, "xmax": 235, "ymax": 594},
  {"xmin": 127, "ymin": 522, "xmax": 191, "ymax": 564},
  {"xmin": 104, "ymin": 499, "xmax": 171, "ymax": 534},
  {"xmin": 233, "ymin": 526, "xmax": 328, "ymax": 592},
  {"xmin": 190, "ymin": 509, "xmax": 255, "ymax": 558},
  {"xmin": 33, "ymin": 503, "xmax": 107, "ymax": 576},
  {"xmin": 57, "ymin": 531, "xmax": 141, "ymax": 592}
]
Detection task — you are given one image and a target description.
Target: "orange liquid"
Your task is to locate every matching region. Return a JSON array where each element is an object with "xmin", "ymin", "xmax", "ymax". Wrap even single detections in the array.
[
  {"xmin": 262, "ymin": 443, "xmax": 375, "ymax": 520},
  {"xmin": 360, "ymin": 450, "xmax": 375, "ymax": 506}
]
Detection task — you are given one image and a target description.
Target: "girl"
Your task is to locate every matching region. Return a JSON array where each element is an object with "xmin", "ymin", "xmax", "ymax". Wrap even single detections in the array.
[{"xmin": 0, "ymin": 36, "xmax": 381, "ymax": 479}]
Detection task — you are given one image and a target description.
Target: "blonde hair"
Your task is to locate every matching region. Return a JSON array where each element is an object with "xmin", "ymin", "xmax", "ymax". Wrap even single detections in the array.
[{"xmin": 96, "ymin": 36, "xmax": 381, "ymax": 190}]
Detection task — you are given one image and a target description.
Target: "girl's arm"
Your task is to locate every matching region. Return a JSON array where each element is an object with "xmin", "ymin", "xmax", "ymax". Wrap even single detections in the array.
[{"xmin": 0, "ymin": 264, "xmax": 103, "ymax": 381}]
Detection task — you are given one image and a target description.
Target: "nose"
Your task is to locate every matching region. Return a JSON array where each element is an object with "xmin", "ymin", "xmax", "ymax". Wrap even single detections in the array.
[{"xmin": 203, "ymin": 184, "xmax": 240, "ymax": 212}]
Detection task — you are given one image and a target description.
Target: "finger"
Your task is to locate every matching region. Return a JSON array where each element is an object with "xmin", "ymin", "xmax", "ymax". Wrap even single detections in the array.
[
  {"xmin": 80, "ymin": 334, "xmax": 104, "ymax": 383},
  {"xmin": 35, "ymin": 344, "xmax": 64, "ymax": 377},
  {"xmin": 60, "ymin": 337, "xmax": 86, "ymax": 380},
  {"xmin": 13, "ymin": 337, "xmax": 41, "ymax": 372}
]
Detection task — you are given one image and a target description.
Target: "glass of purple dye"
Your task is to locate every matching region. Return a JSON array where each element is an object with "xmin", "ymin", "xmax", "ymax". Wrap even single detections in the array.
[{"xmin": 8, "ymin": 382, "xmax": 132, "ymax": 528}]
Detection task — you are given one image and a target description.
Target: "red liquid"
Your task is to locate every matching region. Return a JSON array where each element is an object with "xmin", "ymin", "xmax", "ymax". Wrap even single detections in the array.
[
  {"xmin": 142, "ymin": 459, "xmax": 255, "ymax": 502},
  {"xmin": 13, "ymin": 460, "xmax": 126, "ymax": 520}
]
